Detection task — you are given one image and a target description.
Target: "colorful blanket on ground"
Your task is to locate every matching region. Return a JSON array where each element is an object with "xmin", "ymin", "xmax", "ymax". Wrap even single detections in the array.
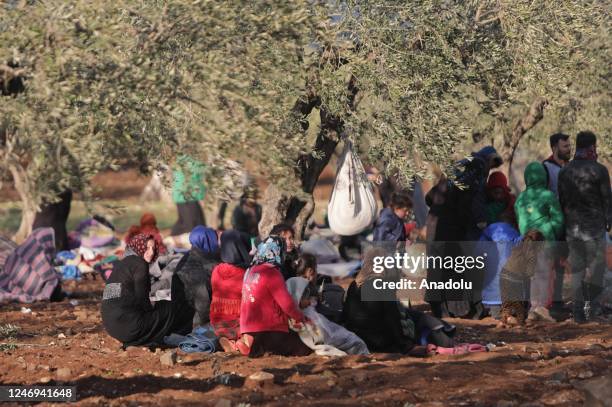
[
  {"xmin": 69, "ymin": 218, "xmax": 117, "ymax": 249},
  {"xmin": 0, "ymin": 228, "xmax": 58, "ymax": 303}
]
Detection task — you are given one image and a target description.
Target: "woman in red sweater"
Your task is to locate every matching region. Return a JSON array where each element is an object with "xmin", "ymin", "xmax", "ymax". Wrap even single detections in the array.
[
  {"xmin": 210, "ymin": 231, "xmax": 251, "ymax": 343},
  {"xmin": 238, "ymin": 236, "xmax": 311, "ymax": 357}
]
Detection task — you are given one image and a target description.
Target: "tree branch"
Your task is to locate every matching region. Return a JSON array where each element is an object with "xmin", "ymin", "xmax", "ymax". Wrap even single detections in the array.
[{"xmin": 505, "ymin": 96, "xmax": 548, "ymax": 175}]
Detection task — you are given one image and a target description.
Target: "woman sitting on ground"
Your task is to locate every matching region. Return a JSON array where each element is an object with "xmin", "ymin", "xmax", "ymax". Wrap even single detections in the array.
[
  {"xmin": 175, "ymin": 226, "xmax": 221, "ymax": 326},
  {"xmin": 124, "ymin": 212, "xmax": 167, "ymax": 255},
  {"xmin": 210, "ymin": 230, "xmax": 252, "ymax": 347},
  {"xmin": 101, "ymin": 233, "xmax": 194, "ymax": 347},
  {"xmin": 237, "ymin": 236, "xmax": 312, "ymax": 357}
]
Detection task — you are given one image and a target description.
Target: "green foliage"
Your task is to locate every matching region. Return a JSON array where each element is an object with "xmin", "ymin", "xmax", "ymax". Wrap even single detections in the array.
[
  {"xmin": 0, "ymin": 323, "xmax": 20, "ymax": 339},
  {"xmin": 1, "ymin": 0, "xmax": 609, "ymax": 211},
  {"xmin": 1, "ymin": 1, "xmax": 179, "ymax": 208}
]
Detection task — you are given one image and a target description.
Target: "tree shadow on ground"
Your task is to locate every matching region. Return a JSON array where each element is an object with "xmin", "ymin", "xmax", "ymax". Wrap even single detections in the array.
[{"xmin": 3, "ymin": 373, "xmax": 244, "ymax": 401}]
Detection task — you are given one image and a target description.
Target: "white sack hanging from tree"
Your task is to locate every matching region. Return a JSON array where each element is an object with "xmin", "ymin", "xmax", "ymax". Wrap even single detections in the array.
[{"xmin": 327, "ymin": 140, "xmax": 377, "ymax": 236}]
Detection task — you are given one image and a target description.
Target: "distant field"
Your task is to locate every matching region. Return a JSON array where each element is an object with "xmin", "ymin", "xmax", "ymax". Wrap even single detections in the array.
[
  {"xmin": 0, "ymin": 196, "xmax": 332, "ymax": 239},
  {"xmin": 0, "ymin": 200, "xmax": 178, "ymax": 237}
]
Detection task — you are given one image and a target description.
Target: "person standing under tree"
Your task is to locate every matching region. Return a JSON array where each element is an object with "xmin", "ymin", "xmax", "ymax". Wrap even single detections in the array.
[
  {"xmin": 542, "ymin": 133, "xmax": 572, "ymax": 316},
  {"xmin": 558, "ymin": 131, "xmax": 611, "ymax": 322},
  {"xmin": 170, "ymin": 156, "xmax": 207, "ymax": 236},
  {"xmin": 514, "ymin": 162, "xmax": 564, "ymax": 322}
]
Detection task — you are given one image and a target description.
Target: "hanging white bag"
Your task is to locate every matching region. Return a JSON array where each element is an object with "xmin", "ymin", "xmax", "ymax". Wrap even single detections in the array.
[{"xmin": 327, "ymin": 140, "xmax": 377, "ymax": 235}]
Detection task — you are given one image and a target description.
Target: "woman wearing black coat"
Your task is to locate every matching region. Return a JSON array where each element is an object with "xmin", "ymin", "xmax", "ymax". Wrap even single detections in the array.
[{"xmin": 101, "ymin": 233, "xmax": 194, "ymax": 347}]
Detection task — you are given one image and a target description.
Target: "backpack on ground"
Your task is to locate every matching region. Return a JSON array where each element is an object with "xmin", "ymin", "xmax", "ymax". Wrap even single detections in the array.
[{"xmin": 316, "ymin": 281, "xmax": 345, "ymax": 323}]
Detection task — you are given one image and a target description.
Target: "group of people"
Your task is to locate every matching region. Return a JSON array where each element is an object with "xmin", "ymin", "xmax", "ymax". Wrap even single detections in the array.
[
  {"xmin": 100, "ymin": 129, "xmax": 609, "ymax": 359},
  {"xmin": 101, "ymin": 221, "xmax": 464, "ymax": 357},
  {"xmin": 410, "ymin": 131, "xmax": 610, "ymax": 323}
]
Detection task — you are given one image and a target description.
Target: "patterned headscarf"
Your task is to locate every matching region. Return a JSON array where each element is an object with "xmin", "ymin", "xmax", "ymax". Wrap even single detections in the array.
[
  {"xmin": 252, "ymin": 236, "xmax": 285, "ymax": 267},
  {"xmin": 126, "ymin": 233, "xmax": 157, "ymax": 263}
]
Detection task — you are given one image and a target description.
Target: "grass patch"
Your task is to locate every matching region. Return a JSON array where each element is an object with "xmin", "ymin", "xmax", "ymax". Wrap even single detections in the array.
[
  {"xmin": 0, "ymin": 200, "xmax": 179, "ymax": 236},
  {"xmin": 0, "ymin": 324, "xmax": 20, "ymax": 353},
  {"xmin": 0, "ymin": 323, "xmax": 20, "ymax": 339}
]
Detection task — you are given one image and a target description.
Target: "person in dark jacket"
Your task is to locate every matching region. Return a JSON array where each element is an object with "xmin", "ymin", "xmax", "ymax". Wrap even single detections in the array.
[
  {"xmin": 425, "ymin": 146, "xmax": 502, "ymax": 318},
  {"xmin": 32, "ymin": 189, "xmax": 72, "ymax": 252},
  {"xmin": 231, "ymin": 187, "xmax": 262, "ymax": 239},
  {"xmin": 175, "ymin": 226, "xmax": 221, "ymax": 326},
  {"xmin": 343, "ymin": 247, "xmax": 455, "ymax": 354},
  {"xmin": 558, "ymin": 131, "xmax": 611, "ymax": 322},
  {"xmin": 101, "ymin": 234, "xmax": 194, "ymax": 347},
  {"xmin": 373, "ymin": 192, "xmax": 412, "ymax": 243}
]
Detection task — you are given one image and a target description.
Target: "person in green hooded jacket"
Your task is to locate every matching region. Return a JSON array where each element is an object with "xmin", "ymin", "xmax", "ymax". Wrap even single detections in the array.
[
  {"xmin": 514, "ymin": 162, "xmax": 564, "ymax": 321},
  {"xmin": 515, "ymin": 162, "xmax": 564, "ymax": 241},
  {"xmin": 171, "ymin": 156, "xmax": 207, "ymax": 236}
]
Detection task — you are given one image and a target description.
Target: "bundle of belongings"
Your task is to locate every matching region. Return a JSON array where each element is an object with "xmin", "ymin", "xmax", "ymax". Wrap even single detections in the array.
[
  {"xmin": 68, "ymin": 215, "xmax": 119, "ymax": 250},
  {"xmin": 163, "ymin": 325, "xmax": 218, "ymax": 353},
  {"xmin": 148, "ymin": 252, "xmax": 185, "ymax": 302},
  {"xmin": 53, "ymin": 216, "xmax": 123, "ymax": 280},
  {"xmin": 0, "ymin": 228, "xmax": 61, "ymax": 303}
]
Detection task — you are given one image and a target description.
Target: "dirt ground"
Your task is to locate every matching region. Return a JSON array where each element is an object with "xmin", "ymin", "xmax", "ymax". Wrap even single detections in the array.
[{"xmin": 1, "ymin": 277, "xmax": 611, "ymax": 407}]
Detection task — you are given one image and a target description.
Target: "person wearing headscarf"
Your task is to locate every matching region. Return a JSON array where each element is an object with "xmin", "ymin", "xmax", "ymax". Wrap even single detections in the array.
[
  {"xmin": 101, "ymin": 233, "xmax": 194, "ymax": 347},
  {"xmin": 485, "ymin": 171, "xmax": 517, "ymax": 227},
  {"xmin": 210, "ymin": 230, "xmax": 251, "ymax": 343},
  {"xmin": 425, "ymin": 146, "xmax": 503, "ymax": 319},
  {"xmin": 236, "ymin": 236, "xmax": 311, "ymax": 357},
  {"xmin": 125, "ymin": 213, "xmax": 167, "ymax": 255},
  {"xmin": 175, "ymin": 226, "xmax": 221, "ymax": 326}
]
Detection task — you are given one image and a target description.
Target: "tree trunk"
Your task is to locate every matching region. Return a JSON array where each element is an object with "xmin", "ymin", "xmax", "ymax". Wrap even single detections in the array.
[
  {"xmin": 9, "ymin": 164, "xmax": 37, "ymax": 244},
  {"xmin": 501, "ymin": 97, "xmax": 548, "ymax": 184},
  {"xmin": 258, "ymin": 106, "xmax": 341, "ymax": 240},
  {"xmin": 259, "ymin": 76, "xmax": 359, "ymax": 240}
]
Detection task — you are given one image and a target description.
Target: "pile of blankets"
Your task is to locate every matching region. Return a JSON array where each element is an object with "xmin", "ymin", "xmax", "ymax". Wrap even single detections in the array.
[{"xmin": 0, "ymin": 228, "xmax": 59, "ymax": 303}]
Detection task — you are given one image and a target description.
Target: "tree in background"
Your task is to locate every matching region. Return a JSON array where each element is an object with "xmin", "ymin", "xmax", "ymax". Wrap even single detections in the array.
[
  {"xmin": 0, "ymin": 1, "xmax": 183, "ymax": 241},
  {"xmin": 1, "ymin": 1, "xmax": 609, "ymax": 240},
  {"xmin": 167, "ymin": 0, "xmax": 608, "ymax": 236}
]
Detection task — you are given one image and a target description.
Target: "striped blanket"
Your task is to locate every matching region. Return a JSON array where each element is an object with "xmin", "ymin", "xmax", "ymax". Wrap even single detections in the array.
[{"xmin": 0, "ymin": 228, "xmax": 59, "ymax": 303}]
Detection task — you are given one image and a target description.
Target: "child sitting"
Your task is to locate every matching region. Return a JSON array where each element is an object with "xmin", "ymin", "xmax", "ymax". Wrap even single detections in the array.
[
  {"xmin": 286, "ymin": 277, "xmax": 370, "ymax": 356},
  {"xmin": 294, "ymin": 253, "xmax": 345, "ymax": 323},
  {"xmin": 373, "ymin": 192, "xmax": 412, "ymax": 243}
]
